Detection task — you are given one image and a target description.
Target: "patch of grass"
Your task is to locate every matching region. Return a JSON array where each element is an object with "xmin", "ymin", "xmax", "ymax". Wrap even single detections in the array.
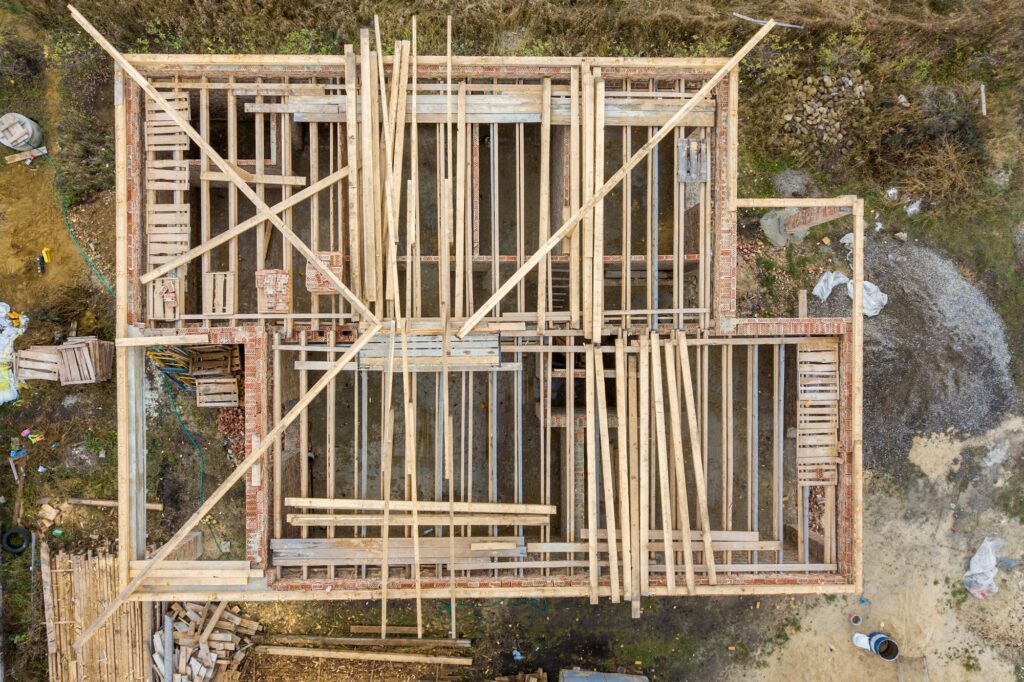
[
  {"xmin": 945, "ymin": 576, "xmax": 971, "ymax": 609},
  {"xmin": 771, "ymin": 615, "xmax": 802, "ymax": 646},
  {"xmin": 995, "ymin": 466, "xmax": 1024, "ymax": 523},
  {"xmin": 756, "ymin": 256, "xmax": 778, "ymax": 293}
]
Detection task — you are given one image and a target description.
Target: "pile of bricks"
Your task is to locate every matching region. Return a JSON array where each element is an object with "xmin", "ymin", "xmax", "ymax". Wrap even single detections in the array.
[{"xmin": 255, "ymin": 269, "xmax": 292, "ymax": 313}]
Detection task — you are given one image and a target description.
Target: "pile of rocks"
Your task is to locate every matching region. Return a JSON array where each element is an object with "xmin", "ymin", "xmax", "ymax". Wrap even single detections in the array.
[{"xmin": 781, "ymin": 72, "xmax": 873, "ymax": 152}]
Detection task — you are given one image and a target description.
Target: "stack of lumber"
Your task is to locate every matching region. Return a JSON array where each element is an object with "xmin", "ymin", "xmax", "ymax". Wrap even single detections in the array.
[
  {"xmin": 41, "ymin": 546, "xmax": 152, "ymax": 682},
  {"xmin": 14, "ymin": 336, "xmax": 113, "ymax": 385},
  {"xmin": 153, "ymin": 602, "xmax": 261, "ymax": 681}
]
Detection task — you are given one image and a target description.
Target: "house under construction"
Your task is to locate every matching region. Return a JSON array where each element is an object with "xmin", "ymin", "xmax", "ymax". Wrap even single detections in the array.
[{"xmin": 70, "ymin": 9, "xmax": 864, "ymax": 647}]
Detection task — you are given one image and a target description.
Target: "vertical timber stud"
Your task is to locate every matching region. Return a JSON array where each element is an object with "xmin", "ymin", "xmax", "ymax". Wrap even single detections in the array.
[
  {"xmin": 584, "ymin": 345, "xmax": 600, "ymax": 604},
  {"xmin": 852, "ymin": 198, "xmax": 864, "ymax": 591},
  {"xmin": 113, "ymin": 65, "xmax": 130, "ymax": 582},
  {"xmin": 593, "ymin": 347, "xmax": 620, "ymax": 602}
]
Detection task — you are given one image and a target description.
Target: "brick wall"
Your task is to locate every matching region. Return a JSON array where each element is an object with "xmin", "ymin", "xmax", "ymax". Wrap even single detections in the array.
[{"xmin": 712, "ymin": 75, "xmax": 736, "ymax": 320}]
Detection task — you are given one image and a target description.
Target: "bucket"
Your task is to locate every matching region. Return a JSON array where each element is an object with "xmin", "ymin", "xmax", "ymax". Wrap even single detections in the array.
[
  {"xmin": 0, "ymin": 113, "xmax": 43, "ymax": 152},
  {"xmin": 852, "ymin": 632, "xmax": 900, "ymax": 662}
]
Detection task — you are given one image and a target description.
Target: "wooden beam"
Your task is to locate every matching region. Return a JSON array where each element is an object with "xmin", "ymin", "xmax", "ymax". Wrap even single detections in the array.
[
  {"xmin": 662, "ymin": 339, "xmax": 696, "ymax": 593},
  {"xmin": 648, "ymin": 333, "xmax": 677, "ymax": 592},
  {"xmin": 734, "ymin": 196, "xmax": 857, "ymax": 208},
  {"xmin": 638, "ymin": 333, "xmax": 651, "ymax": 595},
  {"xmin": 115, "ymin": 334, "xmax": 209, "ymax": 347},
  {"xmin": 72, "ymin": 323, "xmax": 382, "ymax": 650},
  {"xmin": 67, "ymin": 498, "xmax": 162, "ymax": 512},
  {"xmin": 613, "ymin": 337, "xmax": 634, "ymax": 607},
  {"xmin": 852, "ymin": 198, "xmax": 864, "ymax": 591},
  {"xmin": 456, "ymin": 21, "xmax": 775, "ymax": 337},
  {"xmin": 284, "ymin": 498, "xmax": 555, "ymax": 515},
  {"xmin": 676, "ymin": 331, "xmax": 717, "ymax": 584},
  {"xmin": 592, "ymin": 346, "xmax": 620, "ymax": 602},
  {"xmin": 584, "ymin": 345, "xmax": 600, "ymax": 604},
  {"xmin": 254, "ymin": 646, "xmax": 472, "ymax": 666}
]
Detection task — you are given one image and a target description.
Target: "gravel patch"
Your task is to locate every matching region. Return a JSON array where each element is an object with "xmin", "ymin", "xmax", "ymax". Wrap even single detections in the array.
[{"xmin": 810, "ymin": 236, "xmax": 1017, "ymax": 470}]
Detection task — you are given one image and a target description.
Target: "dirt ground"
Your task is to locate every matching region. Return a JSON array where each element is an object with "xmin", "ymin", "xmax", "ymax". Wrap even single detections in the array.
[{"xmin": 754, "ymin": 420, "xmax": 1024, "ymax": 681}]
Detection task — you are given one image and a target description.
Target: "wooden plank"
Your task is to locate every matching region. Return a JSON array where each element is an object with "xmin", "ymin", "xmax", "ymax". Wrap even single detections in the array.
[
  {"xmin": 284, "ymin": 498, "xmax": 555, "ymax": 515},
  {"xmin": 637, "ymin": 334, "xmax": 651, "ymax": 595},
  {"xmin": 260, "ymin": 634, "xmax": 471, "ymax": 648},
  {"xmin": 852, "ymin": 198, "xmax": 864, "ymax": 590},
  {"xmin": 584, "ymin": 345, "xmax": 599, "ymax": 604},
  {"xmin": 254, "ymin": 645, "xmax": 472, "ymax": 666},
  {"xmin": 613, "ymin": 338, "xmax": 635, "ymax": 609},
  {"xmin": 662, "ymin": 340, "xmax": 697, "ymax": 593},
  {"xmin": 676, "ymin": 331, "xmax": 717, "ymax": 584},
  {"xmin": 592, "ymin": 346, "xmax": 620, "ymax": 602},
  {"xmin": 344, "ymin": 44, "xmax": 363, "ymax": 302},
  {"xmin": 648, "ymin": 333, "xmax": 676, "ymax": 592},
  {"xmin": 70, "ymin": 498, "xmax": 163, "ymax": 511}
]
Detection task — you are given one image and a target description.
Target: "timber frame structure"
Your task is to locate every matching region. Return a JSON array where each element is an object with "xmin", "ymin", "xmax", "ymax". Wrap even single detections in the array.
[{"xmin": 73, "ymin": 7, "xmax": 863, "ymax": 647}]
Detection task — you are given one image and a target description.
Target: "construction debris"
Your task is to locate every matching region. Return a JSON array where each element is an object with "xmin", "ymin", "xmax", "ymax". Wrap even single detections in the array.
[
  {"xmin": 493, "ymin": 670, "xmax": 549, "ymax": 682},
  {"xmin": 14, "ymin": 336, "xmax": 113, "ymax": 385},
  {"xmin": 0, "ymin": 302, "xmax": 27, "ymax": 405},
  {"xmin": 153, "ymin": 602, "xmax": 262, "ymax": 682}
]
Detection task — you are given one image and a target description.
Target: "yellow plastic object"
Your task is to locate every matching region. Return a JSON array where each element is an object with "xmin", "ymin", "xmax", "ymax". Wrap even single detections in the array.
[{"xmin": 41, "ymin": 247, "xmax": 52, "ymax": 263}]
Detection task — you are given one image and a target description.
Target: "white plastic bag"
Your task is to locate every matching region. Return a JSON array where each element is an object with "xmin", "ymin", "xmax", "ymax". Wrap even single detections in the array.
[
  {"xmin": 963, "ymin": 537, "xmax": 1004, "ymax": 599},
  {"xmin": 0, "ymin": 302, "xmax": 27, "ymax": 405},
  {"xmin": 812, "ymin": 272, "xmax": 849, "ymax": 301},
  {"xmin": 847, "ymin": 280, "xmax": 888, "ymax": 317},
  {"xmin": 811, "ymin": 272, "xmax": 888, "ymax": 316}
]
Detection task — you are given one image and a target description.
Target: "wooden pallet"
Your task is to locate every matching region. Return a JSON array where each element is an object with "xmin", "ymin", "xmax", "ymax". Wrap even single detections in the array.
[
  {"xmin": 796, "ymin": 338, "xmax": 840, "ymax": 486},
  {"xmin": 58, "ymin": 337, "xmax": 114, "ymax": 385},
  {"xmin": 196, "ymin": 377, "xmax": 239, "ymax": 407},
  {"xmin": 146, "ymin": 92, "xmax": 191, "ymax": 153},
  {"xmin": 202, "ymin": 272, "xmax": 235, "ymax": 315},
  {"xmin": 57, "ymin": 343, "xmax": 97, "ymax": 385},
  {"xmin": 148, "ymin": 223, "xmax": 191, "ymax": 266},
  {"xmin": 188, "ymin": 346, "xmax": 233, "ymax": 377},
  {"xmin": 14, "ymin": 346, "xmax": 60, "ymax": 381},
  {"xmin": 147, "ymin": 158, "xmax": 190, "ymax": 192}
]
